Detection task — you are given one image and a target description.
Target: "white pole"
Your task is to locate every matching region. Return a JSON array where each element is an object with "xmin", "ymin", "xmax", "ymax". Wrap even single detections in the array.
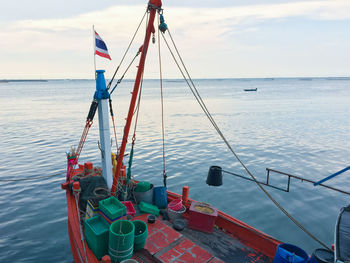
[
  {"xmin": 98, "ymin": 99, "xmax": 113, "ymax": 189},
  {"xmin": 95, "ymin": 70, "xmax": 113, "ymax": 190},
  {"xmin": 93, "ymin": 25, "xmax": 97, "ymax": 79}
]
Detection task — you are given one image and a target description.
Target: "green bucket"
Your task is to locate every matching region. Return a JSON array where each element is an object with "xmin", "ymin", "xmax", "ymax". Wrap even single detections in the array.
[
  {"xmin": 109, "ymin": 220, "xmax": 135, "ymax": 263},
  {"xmin": 132, "ymin": 220, "xmax": 148, "ymax": 251},
  {"xmin": 135, "ymin": 181, "xmax": 151, "ymax": 192}
]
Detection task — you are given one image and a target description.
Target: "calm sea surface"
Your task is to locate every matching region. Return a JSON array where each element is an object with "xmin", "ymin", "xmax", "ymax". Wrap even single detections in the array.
[{"xmin": 0, "ymin": 78, "xmax": 350, "ymax": 262}]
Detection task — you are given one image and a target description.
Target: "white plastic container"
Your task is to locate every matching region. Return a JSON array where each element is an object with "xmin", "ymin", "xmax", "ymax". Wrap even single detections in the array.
[{"xmin": 168, "ymin": 205, "xmax": 186, "ymax": 222}]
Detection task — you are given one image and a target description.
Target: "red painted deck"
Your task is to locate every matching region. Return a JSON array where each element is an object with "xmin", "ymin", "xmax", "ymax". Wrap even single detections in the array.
[
  {"xmin": 135, "ymin": 214, "xmax": 182, "ymax": 255},
  {"xmin": 129, "ymin": 212, "xmax": 276, "ymax": 263},
  {"xmin": 65, "ymin": 184, "xmax": 280, "ymax": 262},
  {"xmin": 132, "ymin": 214, "xmax": 221, "ymax": 263},
  {"xmin": 64, "ymin": 165, "xmax": 280, "ymax": 262}
]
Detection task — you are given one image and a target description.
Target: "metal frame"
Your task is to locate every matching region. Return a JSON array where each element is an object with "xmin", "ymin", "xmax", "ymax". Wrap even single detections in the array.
[{"xmin": 222, "ymin": 168, "xmax": 350, "ymax": 196}]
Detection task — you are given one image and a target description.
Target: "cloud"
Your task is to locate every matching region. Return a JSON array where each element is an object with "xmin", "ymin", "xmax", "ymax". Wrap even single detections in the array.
[
  {"xmin": 4, "ymin": 1, "xmax": 350, "ymax": 44},
  {"xmin": 0, "ymin": 0, "xmax": 349, "ymax": 78}
]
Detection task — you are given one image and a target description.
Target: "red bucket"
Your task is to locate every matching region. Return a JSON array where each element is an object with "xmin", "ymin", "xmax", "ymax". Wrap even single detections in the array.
[{"xmin": 168, "ymin": 199, "xmax": 182, "ymax": 211}]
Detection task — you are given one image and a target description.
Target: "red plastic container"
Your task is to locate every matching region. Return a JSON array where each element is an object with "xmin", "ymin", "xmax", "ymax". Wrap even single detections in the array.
[
  {"xmin": 121, "ymin": 201, "xmax": 136, "ymax": 217},
  {"xmin": 188, "ymin": 202, "xmax": 218, "ymax": 233},
  {"xmin": 168, "ymin": 199, "xmax": 182, "ymax": 211}
]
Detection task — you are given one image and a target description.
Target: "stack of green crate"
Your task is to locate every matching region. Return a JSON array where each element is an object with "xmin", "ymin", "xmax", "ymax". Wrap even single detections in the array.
[
  {"xmin": 84, "ymin": 215, "xmax": 110, "ymax": 259},
  {"xmin": 99, "ymin": 196, "xmax": 127, "ymax": 223}
]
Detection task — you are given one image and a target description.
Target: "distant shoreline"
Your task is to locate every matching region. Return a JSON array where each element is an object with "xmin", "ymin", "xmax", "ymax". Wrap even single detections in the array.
[
  {"xmin": 1, "ymin": 77, "xmax": 350, "ymax": 82},
  {"xmin": 0, "ymin": 79, "xmax": 48, "ymax": 83}
]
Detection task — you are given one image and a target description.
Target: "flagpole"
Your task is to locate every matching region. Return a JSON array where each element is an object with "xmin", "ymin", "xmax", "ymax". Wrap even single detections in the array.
[{"xmin": 93, "ymin": 25, "xmax": 97, "ymax": 80}]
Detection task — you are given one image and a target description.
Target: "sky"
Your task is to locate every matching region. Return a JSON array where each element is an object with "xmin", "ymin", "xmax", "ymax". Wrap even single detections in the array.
[{"xmin": 0, "ymin": 0, "xmax": 350, "ymax": 79}]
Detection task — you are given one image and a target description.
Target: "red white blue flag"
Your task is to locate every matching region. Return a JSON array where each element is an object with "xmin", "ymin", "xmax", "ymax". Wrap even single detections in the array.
[{"xmin": 94, "ymin": 30, "xmax": 111, "ymax": 60}]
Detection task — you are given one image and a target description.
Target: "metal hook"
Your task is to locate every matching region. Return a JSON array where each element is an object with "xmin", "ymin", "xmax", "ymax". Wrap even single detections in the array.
[{"xmin": 97, "ymin": 140, "xmax": 105, "ymax": 158}]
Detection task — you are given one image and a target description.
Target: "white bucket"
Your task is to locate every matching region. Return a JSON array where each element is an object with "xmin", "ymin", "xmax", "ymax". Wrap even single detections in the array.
[
  {"xmin": 134, "ymin": 185, "xmax": 154, "ymax": 204},
  {"xmin": 168, "ymin": 205, "xmax": 186, "ymax": 222}
]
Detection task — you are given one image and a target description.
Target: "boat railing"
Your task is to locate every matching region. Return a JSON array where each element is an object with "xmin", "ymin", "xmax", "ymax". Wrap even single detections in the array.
[
  {"xmin": 266, "ymin": 168, "xmax": 350, "ymax": 196},
  {"xmin": 221, "ymin": 168, "xmax": 350, "ymax": 195}
]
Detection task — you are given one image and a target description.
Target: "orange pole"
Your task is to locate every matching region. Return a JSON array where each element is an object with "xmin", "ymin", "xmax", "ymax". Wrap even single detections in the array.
[
  {"xmin": 182, "ymin": 186, "xmax": 189, "ymax": 203},
  {"xmin": 111, "ymin": 0, "xmax": 162, "ymax": 195}
]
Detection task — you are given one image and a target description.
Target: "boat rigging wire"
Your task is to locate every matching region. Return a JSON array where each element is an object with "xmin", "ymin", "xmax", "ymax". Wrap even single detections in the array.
[
  {"xmin": 0, "ymin": 172, "xmax": 64, "ymax": 182},
  {"xmin": 109, "ymin": 50, "xmax": 141, "ymax": 96},
  {"xmin": 160, "ymin": 27, "xmax": 331, "ymax": 251},
  {"xmin": 109, "ymin": 98, "xmax": 119, "ymax": 151},
  {"xmin": 126, "ymin": 73, "xmax": 144, "ymax": 190},
  {"xmin": 107, "ymin": 9, "xmax": 148, "ymax": 91},
  {"xmin": 157, "ymin": 14, "xmax": 167, "ymax": 187}
]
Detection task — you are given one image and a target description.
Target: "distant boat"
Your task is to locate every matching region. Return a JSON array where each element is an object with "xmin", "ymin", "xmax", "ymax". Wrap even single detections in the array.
[{"xmin": 244, "ymin": 88, "xmax": 257, "ymax": 91}]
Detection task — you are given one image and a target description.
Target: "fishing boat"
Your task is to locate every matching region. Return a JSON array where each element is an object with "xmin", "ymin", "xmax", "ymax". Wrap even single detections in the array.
[
  {"xmin": 244, "ymin": 88, "xmax": 258, "ymax": 92},
  {"xmin": 62, "ymin": 1, "xmax": 350, "ymax": 262}
]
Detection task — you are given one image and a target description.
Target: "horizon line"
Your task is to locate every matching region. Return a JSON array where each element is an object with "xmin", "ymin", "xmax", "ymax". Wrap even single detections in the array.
[{"xmin": 1, "ymin": 76, "xmax": 350, "ymax": 82}]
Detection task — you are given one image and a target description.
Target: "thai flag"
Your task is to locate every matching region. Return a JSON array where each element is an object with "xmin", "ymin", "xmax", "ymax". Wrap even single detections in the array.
[{"xmin": 94, "ymin": 30, "xmax": 111, "ymax": 60}]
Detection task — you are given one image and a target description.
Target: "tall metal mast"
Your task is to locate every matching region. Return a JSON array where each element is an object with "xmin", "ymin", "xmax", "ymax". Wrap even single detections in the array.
[{"xmin": 111, "ymin": 0, "xmax": 162, "ymax": 194}]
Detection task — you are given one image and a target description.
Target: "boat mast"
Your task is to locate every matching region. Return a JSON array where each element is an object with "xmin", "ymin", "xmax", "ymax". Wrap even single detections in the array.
[
  {"xmin": 111, "ymin": 0, "xmax": 162, "ymax": 195},
  {"xmin": 95, "ymin": 70, "xmax": 113, "ymax": 189}
]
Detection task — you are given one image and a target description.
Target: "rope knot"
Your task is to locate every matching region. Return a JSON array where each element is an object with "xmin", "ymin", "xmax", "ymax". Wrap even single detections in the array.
[{"xmin": 159, "ymin": 14, "xmax": 168, "ymax": 33}]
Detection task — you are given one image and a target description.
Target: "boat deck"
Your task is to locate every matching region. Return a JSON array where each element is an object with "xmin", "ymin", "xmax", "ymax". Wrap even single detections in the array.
[
  {"xmin": 64, "ymin": 170, "xmax": 279, "ymax": 263},
  {"xmin": 131, "ymin": 213, "xmax": 272, "ymax": 263}
]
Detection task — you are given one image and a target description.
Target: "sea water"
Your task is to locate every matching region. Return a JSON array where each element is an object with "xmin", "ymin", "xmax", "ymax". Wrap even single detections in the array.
[{"xmin": 0, "ymin": 78, "xmax": 349, "ymax": 262}]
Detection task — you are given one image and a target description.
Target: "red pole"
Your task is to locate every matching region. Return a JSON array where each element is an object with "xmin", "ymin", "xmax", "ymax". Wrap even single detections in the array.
[{"xmin": 111, "ymin": 0, "xmax": 162, "ymax": 195}]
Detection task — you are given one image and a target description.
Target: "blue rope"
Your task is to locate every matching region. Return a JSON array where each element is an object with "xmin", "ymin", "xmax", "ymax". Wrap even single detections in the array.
[
  {"xmin": 159, "ymin": 14, "xmax": 167, "ymax": 33},
  {"xmin": 314, "ymin": 166, "xmax": 350, "ymax": 186}
]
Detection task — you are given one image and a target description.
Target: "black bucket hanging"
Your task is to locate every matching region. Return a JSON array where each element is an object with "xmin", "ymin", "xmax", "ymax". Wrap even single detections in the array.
[{"xmin": 206, "ymin": 166, "xmax": 223, "ymax": 186}]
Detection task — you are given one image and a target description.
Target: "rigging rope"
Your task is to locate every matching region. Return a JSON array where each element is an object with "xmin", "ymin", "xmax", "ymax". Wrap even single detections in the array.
[
  {"xmin": 74, "ymin": 99, "xmax": 99, "ymax": 165},
  {"xmin": 157, "ymin": 13, "xmax": 167, "ymax": 187},
  {"xmin": 107, "ymin": 9, "xmax": 148, "ymax": 91},
  {"xmin": 161, "ymin": 27, "xmax": 331, "ymax": 251},
  {"xmin": 109, "ymin": 98, "xmax": 119, "ymax": 151},
  {"xmin": 110, "ymin": 50, "xmax": 141, "ymax": 96},
  {"xmin": 127, "ymin": 73, "xmax": 144, "ymax": 183}
]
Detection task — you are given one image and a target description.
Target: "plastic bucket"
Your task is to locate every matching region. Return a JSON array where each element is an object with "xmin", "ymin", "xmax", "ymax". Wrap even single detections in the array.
[
  {"xmin": 135, "ymin": 181, "xmax": 151, "ymax": 192},
  {"xmin": 109, "ymin": 220, "xmax": 135, "ymax": 263},
  {"xmin": 134, "ymin": 184, "xmax": 153, "ymax": 204},
  {"xmin": 206, "ymin": 166, "xmax": 222, "ymax": 186},
  {"xmin": 154, "ymin": 186, "xmax": 168, "ymax": 209},
  {"xmin": 310, "ymin": 248, "xmax": 334, "ymax": 263},
  {"xmin": 168, "ymin": 205, "xmax": 186, "ymax": 222},
  {"xmin": 132, "ymin": 220, "xmax": 148, "ymax": 251},
  {"xmin": 120, "ymin": 260, "xmax": 138, "ymax": 263},
  {"xmin": 273, "ymin": 243, "xmax": 309, "ymax": 263},
  {"xmin": 168, "ymin": 199, "xmax": 182, "ymax": 211}
]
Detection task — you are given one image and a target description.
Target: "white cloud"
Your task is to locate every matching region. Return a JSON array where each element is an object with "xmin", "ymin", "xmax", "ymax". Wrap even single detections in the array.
[{"xmin": 0, "ymin": 0, "xmax": 349, "ymax": 78}]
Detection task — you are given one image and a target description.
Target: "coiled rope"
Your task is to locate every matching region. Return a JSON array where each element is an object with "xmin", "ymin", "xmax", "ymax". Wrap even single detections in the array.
[{"xmin": 160, "ymin": 24, "xmax": 331, "ymax": 251}]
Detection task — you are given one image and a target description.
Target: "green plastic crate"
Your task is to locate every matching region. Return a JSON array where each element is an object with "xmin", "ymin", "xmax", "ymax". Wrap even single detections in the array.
[
  {"xmin": 84, "ymin": 215, "xmax": 109, "ymax": 260},
  {"xmin": 99, "ymin": 196, "xmax": 126, "ymax": 219},
  {"xmin": 139, "ymin": 201, "xmax": 159, "ymax": 216}
]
